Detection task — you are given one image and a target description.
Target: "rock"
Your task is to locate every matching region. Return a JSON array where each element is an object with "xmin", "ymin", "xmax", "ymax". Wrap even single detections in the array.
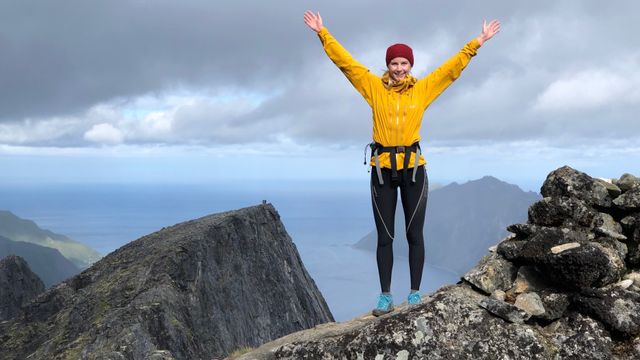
[
  {"xmin": 616, "ymin": 279, "xmax": 634, "ymax": 289},
  {"xmin": 613, "ymin": 188, "xmax": 640, "ymax": 211},
  {"xmin": 462, "ymin": 253, "xmax": 518, "ymax": 294},
  {"xmin": 491, "ymin": 290, "xmax": 506, "ymax": 301},
  {"xmin": 544, "ymin": 313, "xmax": 613, "ymax": 359},
  {"xmin": 528, "ymin": 196, "xmax": 595, "ymax": 228},
  {"xmin": 244, "ymin": 285, "xmax": 554, "ymax": 359},
  {"xmin": 551, "ymin": 242, "xmax": 581, "ymax": 254},
  {"xmin": 595, "ymin": 178, "xmax": 622, "ymax": 198},
  {"xmin": 624, "ymin": 272, "xmax": 640, "ymax": 286},
  {"xmin": 616, "ymin": 173, "xmax": 640, "ymax": 193},
  {"xmin": 594, "ymin": 236, "xmax": 628, "ymax": 262},
  {"xmin": 538, "ymin": 291, "xmax": 570, "ymax": 321},
  {"xmin": 514, "ymin": 292, "xmax": 545, "ymax": 316},
  {"xmin": 0, "ymin": 255, "xmax": 45, "ymax": 321},
  {"xmin": 592, "ymin": 212, "xmax": 626, "ymax": 240},
  {"xmin": 507, "ymin": 266, "xmax": 550, "ymax": 296},
  {"xmin": 479, "ymin": 297, "xmax": 531, "ymax": 324},
  {"xmin": 540, "ymin": 166, "xmax": 613, "ymax": 208},
  {"xmin": 497, "ymin": 239, "xmax": 527, "ymax": 261},
  {"xmin": 506, "ymin": 223, "xmax": 541, "ymax": 238},
  {"xmin": 620, "ymin": 215, "xmax": 638, "ymax": 234},
  {"xmin": 498, "ymin": 227, "xmax": 625, "ymax": 289},
  {"xmin": 574, "ymin": 288, "xmax": 640, "ymax": 337},
  {"xmin": 0, "ymin": 204, "xmax": 333, "ymax": 359}
]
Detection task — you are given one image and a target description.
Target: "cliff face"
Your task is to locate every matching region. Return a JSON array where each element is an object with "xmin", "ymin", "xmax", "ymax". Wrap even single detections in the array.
[
  {"xmin": 0, "ymin": 255, "xmax": 44, "ymax": 321},
  {"xmin": 238, "ymin": 166, "xmax": 640, "ymax": 360},
  {"xmin": 0, "ymin": 204, "xmax": 333, "ymax": 360}
]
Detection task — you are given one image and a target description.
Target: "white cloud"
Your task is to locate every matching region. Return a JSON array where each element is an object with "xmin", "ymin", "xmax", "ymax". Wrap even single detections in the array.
[
  {"xmin": 534, "ymin": 67, "xmax": 640, "ymax": 112},
  {"xmin": 84, "ymin": 123, "xmax": 125, "ymax": 144},
  {"xmin": 0, "ymin": 117, "xmax": 81, "ymax": 144}
]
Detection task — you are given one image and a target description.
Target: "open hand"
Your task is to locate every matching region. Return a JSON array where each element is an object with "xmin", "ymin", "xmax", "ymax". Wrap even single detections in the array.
[
  {"xmin": 303, "ymin": 10, "xmax": 323, "ymax": 33},
  {"xmin": 476, "ymin": 19, "xmax": 501, "ymax": 46}
]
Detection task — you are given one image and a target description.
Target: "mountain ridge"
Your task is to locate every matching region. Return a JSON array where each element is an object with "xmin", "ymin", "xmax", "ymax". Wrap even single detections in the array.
[{"xmin": 0, "ymin": 203, "xmax": 332, "ymax": 359}]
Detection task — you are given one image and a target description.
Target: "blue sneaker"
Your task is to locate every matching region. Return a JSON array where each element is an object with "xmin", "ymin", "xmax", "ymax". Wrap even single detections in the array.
[
  {"xmin": 408, "ymin": 291, "xmax": 421, "ymax": 305},
  {"xmin": 372, "ymin": 293, "xmax": 394, "ymax": 316}
]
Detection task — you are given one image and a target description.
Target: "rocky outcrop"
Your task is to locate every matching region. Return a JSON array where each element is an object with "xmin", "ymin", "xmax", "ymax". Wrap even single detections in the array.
[
  {"xmin": 0, "ymin": 255, "xmax": 45, "ymax": 321},
  {"xmin": 0, "ymin": 204, "xmax": 333, "ymax": 360},
  {"xmin": 237, "ymin": 166, "xmax": 640, "ymax": 359}
]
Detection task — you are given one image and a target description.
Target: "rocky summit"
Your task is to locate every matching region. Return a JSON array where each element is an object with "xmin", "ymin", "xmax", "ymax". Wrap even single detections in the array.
[
  {"xmin": 0, "ymin": 255, "xmax": 45, "ymax": 321},
  {"xmin": 0, "ymin": 204, "xmax": 333, "ymax": 360},
  {"xmin": 237, "ymin": 166, "xmax": 640, "ymax": 360}
]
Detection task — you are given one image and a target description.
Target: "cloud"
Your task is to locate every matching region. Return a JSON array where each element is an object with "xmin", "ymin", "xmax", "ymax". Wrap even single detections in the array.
[
  {"xmin": 84, "ymin": 123, "xmax": 125, "ymax": 144},
  {"xmin": 534, "ymin": 61, "xmax": 640, "ymax": 112},
  {"xmin": 1, "ymin": 0, "xmax": 639, "ymax": 152}
]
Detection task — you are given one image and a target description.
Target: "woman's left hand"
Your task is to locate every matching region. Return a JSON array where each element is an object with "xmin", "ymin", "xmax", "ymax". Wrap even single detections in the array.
[{"xmin": 476, "ymin": 19, "xmax": 501, "ymax": 46}]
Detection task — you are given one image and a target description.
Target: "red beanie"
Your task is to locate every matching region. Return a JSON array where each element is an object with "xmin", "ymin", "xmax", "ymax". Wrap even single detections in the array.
[{"xmin": 386, "ymin": 43, "xmax": 414, "ymax": 66}]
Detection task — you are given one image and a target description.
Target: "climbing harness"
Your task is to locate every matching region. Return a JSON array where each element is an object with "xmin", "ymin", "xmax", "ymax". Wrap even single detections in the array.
[{"xmin": 364, "ymin": 142, "xmax": 421, "ymax": 185}]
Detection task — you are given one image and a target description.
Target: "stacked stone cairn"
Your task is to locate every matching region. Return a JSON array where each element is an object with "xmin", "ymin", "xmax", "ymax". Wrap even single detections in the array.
[{"xmin": 463, "ymin": 166, "xmax": 640, "ymax": 339}]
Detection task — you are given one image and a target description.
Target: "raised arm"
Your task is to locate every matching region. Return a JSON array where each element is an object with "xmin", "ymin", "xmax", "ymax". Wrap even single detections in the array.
[
  {"xmin": 418, "ymin": 19, "xmax": 501, "ymax": 107},
  {"xmin": 303, "ymin": 10, "xmax": 377, "ymax": 105}
]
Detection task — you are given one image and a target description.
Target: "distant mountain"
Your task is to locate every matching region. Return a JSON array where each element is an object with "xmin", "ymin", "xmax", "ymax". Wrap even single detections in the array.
[
  {"xmin": 0, "ymin": 235, "xmax": 80, "ymax": 287},
  {"xmin": 354, "ymin": 176, "xmax": 540, "ymax": 275},
  {"xmin": 0, "ymin": 210, "xmax": 101, "ymax": 269}
]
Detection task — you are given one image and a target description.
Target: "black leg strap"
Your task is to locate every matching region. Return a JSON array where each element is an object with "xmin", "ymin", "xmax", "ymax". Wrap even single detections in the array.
[{"xmin": 390, "ymin": 148, "xmax": 398, "ymax": 182}]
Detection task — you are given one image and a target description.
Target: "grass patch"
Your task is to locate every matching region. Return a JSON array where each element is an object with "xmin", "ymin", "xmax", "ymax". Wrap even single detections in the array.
[{"xmin": 227, "ymin": 346, "xmax": 254, "ymax": 359}]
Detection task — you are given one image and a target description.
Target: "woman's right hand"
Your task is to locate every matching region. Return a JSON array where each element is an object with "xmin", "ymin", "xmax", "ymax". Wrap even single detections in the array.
[{"xmin": 303, "ymin": 10, "xmax": 323, "ymax": 33}]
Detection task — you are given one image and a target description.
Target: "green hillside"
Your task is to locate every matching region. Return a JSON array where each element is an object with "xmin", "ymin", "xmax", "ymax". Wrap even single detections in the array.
[{"xmin": 0, "ymin": 210, "xmax": 102, "ymax": 269}]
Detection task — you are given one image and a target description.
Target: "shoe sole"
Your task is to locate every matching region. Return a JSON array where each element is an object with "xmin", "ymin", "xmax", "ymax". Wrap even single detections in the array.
[{"xmin": 372, "ymin": 306, "xmax": 394, "ymax": 317}]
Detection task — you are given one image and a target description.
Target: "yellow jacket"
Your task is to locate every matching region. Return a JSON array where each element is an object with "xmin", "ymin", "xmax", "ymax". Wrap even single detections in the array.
[{"xmin": 317, "ymin": 27, "xmax": 480, "ymax": 169}]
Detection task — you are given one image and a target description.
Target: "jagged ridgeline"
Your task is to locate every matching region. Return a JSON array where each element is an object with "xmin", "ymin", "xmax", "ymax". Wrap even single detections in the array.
[
  {"xmin": 239, "ymin": 166, "xmax": 640, "ymax": 360},
  {"xmin": 0, "ymin": 204, "xmax": 333, "ymax": 359}
]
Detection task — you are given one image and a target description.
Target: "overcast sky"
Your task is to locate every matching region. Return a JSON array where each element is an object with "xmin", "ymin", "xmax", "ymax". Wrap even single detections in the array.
[{"xmin": 1, "ymin": 0, "xmax": 638, "ymax": 190}]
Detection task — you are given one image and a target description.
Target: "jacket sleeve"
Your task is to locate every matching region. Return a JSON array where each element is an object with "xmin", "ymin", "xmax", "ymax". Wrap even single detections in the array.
[
  {"xmin": 317, "ymin": 27, "xmax": 377, "ymax": 106},
  {"xmin": 417, "ymin": 38, "xmax": 481, "ymax": 107}
]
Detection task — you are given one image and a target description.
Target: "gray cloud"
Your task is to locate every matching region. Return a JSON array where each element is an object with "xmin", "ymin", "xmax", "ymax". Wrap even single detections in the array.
[{"xmin": 1, "ymin": 0, "xmax": 639, "ymax": 149}]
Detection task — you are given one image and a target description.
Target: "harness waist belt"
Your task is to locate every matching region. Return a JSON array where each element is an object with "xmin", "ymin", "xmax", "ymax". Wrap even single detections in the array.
[{"xmin": 366, "ymin": 142, "xmax": 421, "ymax": 185}]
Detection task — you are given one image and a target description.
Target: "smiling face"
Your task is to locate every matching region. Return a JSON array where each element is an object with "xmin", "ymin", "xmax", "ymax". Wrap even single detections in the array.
[{"xmin": 387, "ymin": 57, "xmax": 412, "ymax": 81}]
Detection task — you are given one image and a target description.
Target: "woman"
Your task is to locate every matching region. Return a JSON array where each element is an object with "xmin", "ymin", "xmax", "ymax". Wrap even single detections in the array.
[{"xmin": 303, "ymin": 10, "xmax": 500, "ymax": 316}]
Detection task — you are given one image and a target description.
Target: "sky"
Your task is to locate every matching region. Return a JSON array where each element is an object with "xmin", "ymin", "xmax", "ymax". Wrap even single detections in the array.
[{"xmin": 1, "ymin": 0, "xmax": 639, "ymax": 191}]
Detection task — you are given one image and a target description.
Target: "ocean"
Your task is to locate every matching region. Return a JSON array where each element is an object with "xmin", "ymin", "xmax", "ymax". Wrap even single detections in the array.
[{"xmin": 0, "ymin": 181, "xmax": 458, "ymax": 321}]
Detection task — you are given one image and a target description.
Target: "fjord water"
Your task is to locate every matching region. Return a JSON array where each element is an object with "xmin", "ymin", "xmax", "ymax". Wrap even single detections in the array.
[{"xmin": 0, "ymin": 181, "xmax": 457, "ymax": 321}]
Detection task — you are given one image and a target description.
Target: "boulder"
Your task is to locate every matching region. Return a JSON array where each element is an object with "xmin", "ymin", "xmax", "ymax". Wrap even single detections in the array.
[
  {"xmin": 514, "ymin": 292, "xmax": 545, "ymax": 316},
  {"xmin": 498, "ymin": 227, "xmax": 625, "ymax": 289},
  {"xmin": 462, "ymin": 253, "xmax": 517, "ymax": 294},
  {"xmin": 540, "ymin": 166, "xmax": 613, "ymax": 208},
  {"xmin": 616, "ymin": 173, "xmax": 640, "ymax": 193},
  {"xmin": 545, "ymin": 313, "xmax": 613, "ymax": 359},
  {"xmin": 528, "ymin": 196, "xmax": 596, "ymax": 228},
  {"xmin": 592, "ymin": 212, "xmax": 626, "ymax": 240},
  {"xmin": 613, "ymin": 188, "xmax": 640, "ymax": 211},
  {"xmin": 573, "ymin": 288, "xmax": 640, "ymax": 337},
  {"xmin": 538, "ymin": 291, "xmax": 570, "ymax": 321}
]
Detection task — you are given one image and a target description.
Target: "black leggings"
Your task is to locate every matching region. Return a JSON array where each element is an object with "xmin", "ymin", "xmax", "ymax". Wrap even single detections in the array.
[{"xmin": 370, "ymin": 165, "xmax": 428, "ymax": 293}]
